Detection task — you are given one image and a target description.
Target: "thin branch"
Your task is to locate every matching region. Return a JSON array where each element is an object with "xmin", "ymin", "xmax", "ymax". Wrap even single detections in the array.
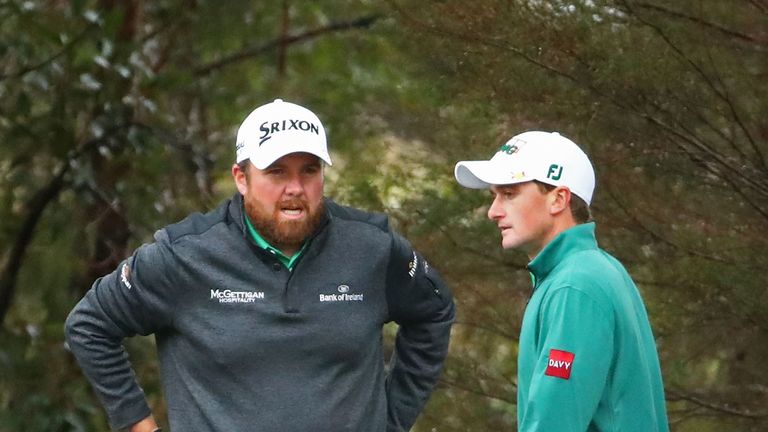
[
  {"xmin": 747, "ymin": 0, "xmax": 768, "ymax": 14},
  {"xmin": 604, "ymin": 187, "xmax": 734, "ymax": 264},
  {"xmin": 193, "ymin": 14, "xmax": 381, "ymax": 76},
  {"xmin": 453, "ymin": 319, "xmax": 519, "ymax": 342},
  {"xmin": 277, "ymin": 0, "xmax": 290, "ymax": 77},
  {"xmin": 0, "ymin": 123, "xmax": 145, "ymax": 324},
  {"xmin": 0, "ymin": 24, "xmax": 95, "ymax": 81},
  {"xmin": 707, "ymin": 50, "xmax": 767, "ymax": 172},
  {"xmin": 439, "ymin": 377, "xmax": 517, "ymax": 405},
  {"xmin": 666, "ymin": 389, "xmax": 768, "ymax": 419},
  {"xmin": 633, "ymin": 2, "xmax": 765, "ymax": 46},
  {"xmin": 0, "ymin": 163, "xmax": 67, "ymax": 323}
]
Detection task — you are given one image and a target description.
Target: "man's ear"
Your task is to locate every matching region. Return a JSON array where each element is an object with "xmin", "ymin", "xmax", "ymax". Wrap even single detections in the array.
[
  {"xmin": 232, "ymin": 163, "xmax": 248, "ymax": 195},
  {"xmin": 549, "ymin": 186, "xmax": 572, "ymax": 216}
]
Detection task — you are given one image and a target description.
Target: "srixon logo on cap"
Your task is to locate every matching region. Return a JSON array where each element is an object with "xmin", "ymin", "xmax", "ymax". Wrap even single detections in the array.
[
  {"xmin": 259, "ymin": 119, "xmax": 320, "ymax": 145},
  {"xmin": 545, "ymin": 349, "xmax": 575, "ymax": 380}
]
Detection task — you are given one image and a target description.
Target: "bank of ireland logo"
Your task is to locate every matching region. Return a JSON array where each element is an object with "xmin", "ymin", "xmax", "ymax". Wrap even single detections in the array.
[
  {"xmin": 547, "ymin": 164, "xmax": 563, "ymax": 181},
  {"xmin": 319, "ymin": 284, "xmax": 364, "ymax": 302}
]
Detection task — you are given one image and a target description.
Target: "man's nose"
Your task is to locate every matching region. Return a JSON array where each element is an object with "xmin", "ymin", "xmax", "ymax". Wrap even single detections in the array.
[
  {"xmin": 487, "ymin": 196, "xmax": 503, "ymax": 221},
  {"xmin": 284, "ymin": 174, "xmax": 304, "ymax": 196}
]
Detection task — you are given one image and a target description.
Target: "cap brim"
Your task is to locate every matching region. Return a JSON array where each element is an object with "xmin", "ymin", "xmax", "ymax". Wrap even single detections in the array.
[
  {"xmin": 454, "ymin": 160, "xmax": 531, "ymax": 189},
  {"xmin": 249, "ymin": 145, "xmax": 333, "ymax": 170}
]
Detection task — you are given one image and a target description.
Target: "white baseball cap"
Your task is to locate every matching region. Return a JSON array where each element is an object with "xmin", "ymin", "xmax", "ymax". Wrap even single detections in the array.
[
  {"xmin": 235, "ymin": 98, "xmax": 333, "ymax": 169},
  {"xmin": 454, "ymin": 131, "xmax": 596, "ymax": 204}
]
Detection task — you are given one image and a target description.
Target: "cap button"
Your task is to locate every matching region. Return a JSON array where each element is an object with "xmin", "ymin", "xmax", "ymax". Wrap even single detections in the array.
[{"xmin": 273, "ymin": 98, "xmax": 283, "ymax": 103}]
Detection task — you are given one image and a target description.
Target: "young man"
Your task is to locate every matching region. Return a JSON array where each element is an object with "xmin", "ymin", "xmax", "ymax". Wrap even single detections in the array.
[
  {"xmin": 454, "ymin": 131, "xmax": 668, "ymax": 431},
  {"xmin": 65, "ymin": 99, "xmax": 455, "ymax": 432}
]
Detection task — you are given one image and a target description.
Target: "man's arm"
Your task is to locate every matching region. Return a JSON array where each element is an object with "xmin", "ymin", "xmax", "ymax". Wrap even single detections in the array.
[
  {"xmin": 519, "ymin": 287, "xmax": 614, "ymax": 432},
  {"xmin": 64, "ymin": 231, "xmax": 175, "ymax": 431},
  {"xmin": 384, "ymin": 234, "xmax": 456, "ymax": 432}
]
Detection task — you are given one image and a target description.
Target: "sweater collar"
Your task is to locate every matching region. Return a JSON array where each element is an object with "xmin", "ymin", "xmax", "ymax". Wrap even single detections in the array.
[{"xmin": 527, "ymin": 222, "xmax": 599, "ymax": 284}]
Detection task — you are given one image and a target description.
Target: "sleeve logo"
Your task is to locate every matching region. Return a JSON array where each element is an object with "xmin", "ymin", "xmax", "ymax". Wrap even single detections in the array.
[
  {"xmin": 120, "ymin": 263, "xmax": 133, "ymax": 290},
  {"xmin": 408, "ymin": 252, "xmax": 419, "ymax": 278},
  {"xmin": 545, "ymin": 349, "xmax": 575, "ymax": 380}
]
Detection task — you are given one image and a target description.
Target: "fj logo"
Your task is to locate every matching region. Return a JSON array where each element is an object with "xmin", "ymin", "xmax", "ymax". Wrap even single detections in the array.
[
  {"xmin": 545, "ymin": 349, "xmax": 575, "ymax": 380},
  {"xmin": 547, "ymin": 164, "xmax": 563, "ymax": 180}
]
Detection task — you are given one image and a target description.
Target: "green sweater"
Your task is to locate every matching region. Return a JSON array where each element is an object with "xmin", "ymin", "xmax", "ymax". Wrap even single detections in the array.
[{"xmin": 518, "ymin": 222, "xmax": 668, "ymax": 431}]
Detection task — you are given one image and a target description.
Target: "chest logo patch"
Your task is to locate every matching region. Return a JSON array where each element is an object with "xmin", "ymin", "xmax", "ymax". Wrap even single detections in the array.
[
  {"xmin": 545, "ymin": 349, "xmax": 575, "ymax": 380},
  {"xmin": 210, "ymin": 289, "xmax": 265, "ymax": 303},
  {"xmin": 319, "ymin": 284, "xmax": 364, "ymax": 302}
]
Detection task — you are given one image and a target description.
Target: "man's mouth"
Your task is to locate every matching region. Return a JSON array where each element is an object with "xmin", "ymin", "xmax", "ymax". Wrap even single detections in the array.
[
  {"xmin": 279, "ymin": 202, "xmax": 307, "ymax": 219},
  {"xmin": 282, "ymin": 208, "xmax": 303, "ymax": 216}
]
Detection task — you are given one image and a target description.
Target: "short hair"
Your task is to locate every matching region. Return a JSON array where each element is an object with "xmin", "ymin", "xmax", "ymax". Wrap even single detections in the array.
[{"xmin": 534, "ymin": 181, "xmax": 592, "ymax": 223}]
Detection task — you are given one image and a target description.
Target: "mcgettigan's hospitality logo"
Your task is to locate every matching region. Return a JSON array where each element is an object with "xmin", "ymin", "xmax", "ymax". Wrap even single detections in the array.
[{"xmin": 210, "ymin": 289, "xmax": 265, "ymax": 303}]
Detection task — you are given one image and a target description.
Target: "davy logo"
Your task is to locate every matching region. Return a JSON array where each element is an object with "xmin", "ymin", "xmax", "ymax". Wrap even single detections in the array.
[
  {"xmin": 547, "ymin": 164, "xmax": 563, "ymax": 181},
  {"xmin": 545, "ymin": 349, "xmax": 575, "ymax": 380},
  {"xmin": 259, "ymin": 119, "xmax": 320, "ymax": 145}
]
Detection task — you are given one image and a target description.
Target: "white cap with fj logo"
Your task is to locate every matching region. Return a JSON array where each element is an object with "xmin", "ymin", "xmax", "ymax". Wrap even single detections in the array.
[
  {"xmin": 454, "ymin": 131, "xmax": 596, "ymax": 205},
  {"xmin": 236, "ymin": 99, "xmax": 333, "ymax": 169}
]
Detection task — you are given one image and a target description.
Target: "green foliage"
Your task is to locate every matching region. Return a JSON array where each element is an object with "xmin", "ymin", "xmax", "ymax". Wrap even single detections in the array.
[{"xmin": 1, "ymin": 0, "xmax": 766, "ymax": 430}]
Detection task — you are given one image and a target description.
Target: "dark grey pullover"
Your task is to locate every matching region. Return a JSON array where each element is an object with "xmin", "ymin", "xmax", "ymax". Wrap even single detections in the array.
[{"xmin": 65, "ymin": 194, "xmax": 455, "ymax": 432}]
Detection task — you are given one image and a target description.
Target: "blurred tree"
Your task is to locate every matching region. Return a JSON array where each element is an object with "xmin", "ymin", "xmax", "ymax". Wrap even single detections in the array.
[
  {"xmin": 383, "ymin": 0, "xmax": 768, "ymax": 430},
  {"xmin": 0, "ymin": 0, "xmax": 389, "ymax": 430},
  {"xmin": 1, "ymin": 0, "xmax": 765, "ymax": 431}
]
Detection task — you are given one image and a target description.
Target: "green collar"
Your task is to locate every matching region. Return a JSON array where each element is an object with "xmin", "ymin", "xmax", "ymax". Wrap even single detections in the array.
[
  {"xmin": 244, "ymin": 214, "xmax": 306, "ymax": 271},
  {"xmin": 527, "ymin": 222, "xmax": 599, "ymax": 285}
]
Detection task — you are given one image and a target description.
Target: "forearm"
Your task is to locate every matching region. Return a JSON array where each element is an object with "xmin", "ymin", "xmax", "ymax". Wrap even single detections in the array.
[
  {"xmin": 386, "ymin": 300, "xmax": 455, "ymax": 430},
  {"xmin": 65, "ymin": 291, "xmax": 152, "ymax": 430}
]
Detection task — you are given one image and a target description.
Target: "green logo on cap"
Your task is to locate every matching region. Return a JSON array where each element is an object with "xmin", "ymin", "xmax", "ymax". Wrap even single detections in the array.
[
  {"xmin": 547, "ymin": 164, "xmax": 563, "ymax": 180},
  {"xmin": 498, "ymin": 144, "xmax": 519, "ymax": 155}
]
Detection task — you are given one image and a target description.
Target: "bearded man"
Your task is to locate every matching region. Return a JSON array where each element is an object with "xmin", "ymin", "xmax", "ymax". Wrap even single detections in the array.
[{"xmin": 65, "ymin": 99, "xmax": 455, "ymax": 432}]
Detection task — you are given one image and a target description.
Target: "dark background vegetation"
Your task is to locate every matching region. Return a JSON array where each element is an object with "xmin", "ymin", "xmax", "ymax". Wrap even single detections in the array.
[{"xmin": 0, "ymin": 1, "xmax": 766, "ymax": 430}]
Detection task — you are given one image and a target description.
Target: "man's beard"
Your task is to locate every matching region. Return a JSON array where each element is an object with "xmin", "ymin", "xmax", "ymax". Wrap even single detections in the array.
[{"xmin": 245, "ymin": 197, "xmax": 325, "ymax": 253}]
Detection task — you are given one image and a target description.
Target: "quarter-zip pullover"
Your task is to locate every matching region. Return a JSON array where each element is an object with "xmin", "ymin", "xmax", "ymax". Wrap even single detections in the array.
[
  {"xmin": 518, "ymin": 222, "xmax": 668, "ymax": 432},
  {"xmin": 65, "ymin": 193, "xmax": 455, "ymax": 432}
]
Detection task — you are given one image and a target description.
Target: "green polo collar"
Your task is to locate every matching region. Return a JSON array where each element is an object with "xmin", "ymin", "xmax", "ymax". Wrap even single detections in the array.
[
  {"xmin": 244, "ymin": 214, "xmax": 306, "ymax": 270},
  {"xmin": 527, "ymin": 222, "xmax": 599, "ymax": 285}
]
